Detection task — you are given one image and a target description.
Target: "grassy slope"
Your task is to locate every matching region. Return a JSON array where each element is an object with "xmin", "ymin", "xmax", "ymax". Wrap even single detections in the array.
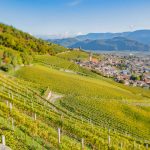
[
  {"xmin": 56, "ymin": 50, "xmax": 101, "ymax": 61},
  {"xmin": 56, "ymin": 50, "xmax": 90, "ymax": 61},
  {"xmin": 14, "ymin": 65, "xmax": 150, "ymax": 142},
  {"xmin": 34, "ymin": 55, "xmax": 97, "ymax": 77},
  {"xmin": 0, "ymin": 72, "xmax": 88, "ymax": 150},
  {"xmin": 1, "ymin": 72, "xmax": 148, "ymax": 149}
]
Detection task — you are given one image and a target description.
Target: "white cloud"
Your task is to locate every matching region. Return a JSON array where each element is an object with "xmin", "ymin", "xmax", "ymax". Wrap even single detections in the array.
[
  {"xmin": 76, "ymin": 32, "xmax": 83, "ymax": 35},
  {"xmin": 60, "ymin": 31, "xmax": 83, "ymax": 38},
  {"xmin": 57, "ymin": 31, "xmax": 82, "ymax": 38},
  {"xmin": 67, "ymin": 0, "xmax": 82, "ymax": 7},
  {"xmin": 35, "ymin": 31, "xmax": 84, "ymax": 39}
]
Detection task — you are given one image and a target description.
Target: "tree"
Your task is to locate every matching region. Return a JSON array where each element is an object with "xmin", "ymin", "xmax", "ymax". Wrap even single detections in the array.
[
  {"xmin": 130, "ymin": 74, "xmax": 138, "ymax": 81},
  {"xmin": 20, "ymin": 53, "xmax": 33, "ymax": 65},
  {"xmin": 11, "ymin": 56, "xmax": 18, "ymax": 67}
]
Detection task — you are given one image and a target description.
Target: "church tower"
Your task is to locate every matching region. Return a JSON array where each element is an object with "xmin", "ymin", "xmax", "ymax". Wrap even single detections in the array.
[{"xmin": 89, "ymin": 52, "xmax": 93, "ymax": 62}]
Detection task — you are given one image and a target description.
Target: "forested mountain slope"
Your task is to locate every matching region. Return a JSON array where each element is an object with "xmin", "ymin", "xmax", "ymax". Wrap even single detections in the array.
[
  {"xmin": 0, "ymin": 23, "xmax": 67, "ymax": 55},
  {"xmin": 0, "ymin": 23, "xmax": 67, "ymax": 72}
]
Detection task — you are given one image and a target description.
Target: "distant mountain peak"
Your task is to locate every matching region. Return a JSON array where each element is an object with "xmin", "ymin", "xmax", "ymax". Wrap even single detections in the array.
[{"xmin": 48, "ymin": 29, "xmax": 150, "ymax": 51}]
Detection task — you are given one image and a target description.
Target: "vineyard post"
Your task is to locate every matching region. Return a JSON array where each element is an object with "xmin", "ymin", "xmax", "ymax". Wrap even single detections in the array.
[
  {"xmin": 81, "ymin": 138, "xmax": 84, "ymax": 150},
  {"xmin": 108, "ymin": 135, "xmax": 111, "ymax": 147},
  {"xmin": 12, "ymin": 118, "xmax": 14, "ymax": 130},
  {"xmin": 34, "ymin": 113, "xmax": 37, "ymax": 121},
  {"xmin": 2, "ymin": 135, "xmax": 5, "ymax": 145},
  {"xmin": 6, "ymin": 100, "xmax": 8, "ymax": 106},
  {"xmin": 58, "ymin": 128, "xmax": 61, "ymax": 145},
  {"xmin": 120, "ymin": 142, "xmax": 123, "ymax": 149},
  {"xmin": 146, "ymin": 143, "xmax": 148, "ymax": 150},
  {"xmin": 9, "ymin": 103, "xmax": 12, "ymax": 111},
  {"xmin": 133, "ymin": 141, "xmax": 135, "ymax": 150}
]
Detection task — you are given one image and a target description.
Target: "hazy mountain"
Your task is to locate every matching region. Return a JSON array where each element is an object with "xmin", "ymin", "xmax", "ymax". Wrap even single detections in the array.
[
  {"xmin": 48, "ymin": 38, "xmax": 79, "ymax": 47},
  {"xmin": 76, "ymin": 30, "xmax": 150, "ymax": 45},
  {"xmin": 76, "ymin": 32, "xmax": 130, "ymax": 41},
  {"xmin": 70, "ymin": 37, "xmax": 150, "ymax": 51},
  {"xmin": 48, "ymin": 30, "xmax": 150, "ymax": 48},
  {"xmin": 48, "ymin": 30, "xmax": 150, "ymax": 51},
  {"xmin": 126, "ymin": 30, "xmax": 150, "ymax": 45}
]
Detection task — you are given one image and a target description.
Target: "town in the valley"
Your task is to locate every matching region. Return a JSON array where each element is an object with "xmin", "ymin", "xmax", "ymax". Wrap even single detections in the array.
[{"xmin": 77, "ymin": 51, "xmax": 150, "ymax": 88}]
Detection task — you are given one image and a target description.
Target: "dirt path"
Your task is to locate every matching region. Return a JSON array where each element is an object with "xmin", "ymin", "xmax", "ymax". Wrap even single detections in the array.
[
  {"xmin": 46, "ymin": 92, "xmax": 63, "ymax": 103},
  {"xmin": 56, "ymin": 50, "xmax": 70, "ymax": 55}
]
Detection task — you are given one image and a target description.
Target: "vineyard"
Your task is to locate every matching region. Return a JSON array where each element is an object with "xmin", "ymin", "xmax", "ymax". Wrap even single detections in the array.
[
  {"xmin": 1, "ymin": 72, "xmax": 150, "ymax": 149},
  {"xmin": 0, "ymin": 22, "xmax": 149, "ymax": 150},
  {"xmin": 34, "ymin": 55, "xmax": 96, "ymax": 77},
  {"xmin": 12, "ymin": 64, "xmax": 150, "ymax": 149},
  {"xmin": 56, "ymin": 50, "xmax": 90, "ymax": 61}
]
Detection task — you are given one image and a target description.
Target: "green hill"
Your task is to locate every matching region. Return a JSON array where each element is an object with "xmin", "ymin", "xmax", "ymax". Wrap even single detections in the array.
[
  {"xmin": 34, "ymin": 55, "xmax": 96, "ymax": 77},
  {"xmin": 14, "ymin": 65, "xmax": 150, "ymax": 140},
  {"xmin": 0, "ymin": 70, "xmax": 149, "ymax": 150},
  {"xmin": 0, "ymin": 23, "xmax": 67, "ymax": 72},
  {"xmin": 0, "ymin": 23, "xmax": 150, "ymax": 149},
  {"xmin": 0, "ymin": 23, "xmax": 67, "ymax": 55},
  {"xmin": 56, "ymin": 50, "xmax": 90, "ymax": 61}
]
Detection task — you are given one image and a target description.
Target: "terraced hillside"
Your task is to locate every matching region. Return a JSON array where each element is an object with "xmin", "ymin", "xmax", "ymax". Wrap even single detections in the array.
[
  {"xmin": 34, "ymin": 55, "xmax": 96, "ymax": 77},
  {"xmin": 14, "ymin": 64, "xmax": 150, "ymax": 147},
  {"xmin": 56, "ymin": 50, "xmax": 100, "ymax": 61},
  {"xmin": 56, "ymin": 50, "xmax": 89, "ymax": 61},
  {"xmin": 1, "ymin": 72, "xmax": 149, "ymax": 149},
  {"xmin": 0, "ymin": 23, "xmax": 150, "ymax": 150}
]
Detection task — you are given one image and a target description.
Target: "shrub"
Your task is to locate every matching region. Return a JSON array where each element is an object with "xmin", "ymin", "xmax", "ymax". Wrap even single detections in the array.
[{"xmin": 0, "ymin": 64, "xmax": 13, "ymax": 72}]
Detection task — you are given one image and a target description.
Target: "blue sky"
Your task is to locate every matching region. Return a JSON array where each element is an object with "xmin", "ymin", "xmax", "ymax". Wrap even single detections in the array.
[{"xmin": 0, "ymin": 0, "xmax": 150, "ymax": 37}]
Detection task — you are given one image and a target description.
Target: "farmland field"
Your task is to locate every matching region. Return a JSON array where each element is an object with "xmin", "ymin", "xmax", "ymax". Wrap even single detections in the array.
[
  {"xmin": 1, "ymin": 70, "xmax": 149, "ymax": 149},
  {"xmin": 56, "ymin": 50, "xmax": 90, "ymax": 61},
  {"xmin": 34, "ymin": 55, "xmax": 96, "ymax": 77},
  {"xmin": 14, "ymin": 64, "xmax": 150, "ymax": 143}
]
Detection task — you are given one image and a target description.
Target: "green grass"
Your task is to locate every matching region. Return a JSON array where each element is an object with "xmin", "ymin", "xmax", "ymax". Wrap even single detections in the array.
[{"xmin": 14, "ymin": 65, "xmax": 150, "ymax": 143}]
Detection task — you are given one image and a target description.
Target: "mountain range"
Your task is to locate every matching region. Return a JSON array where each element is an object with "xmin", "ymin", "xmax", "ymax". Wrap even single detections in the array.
[{"xmin": 47, "ymin": 30, "xmax": 150, "ymax": 51}]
